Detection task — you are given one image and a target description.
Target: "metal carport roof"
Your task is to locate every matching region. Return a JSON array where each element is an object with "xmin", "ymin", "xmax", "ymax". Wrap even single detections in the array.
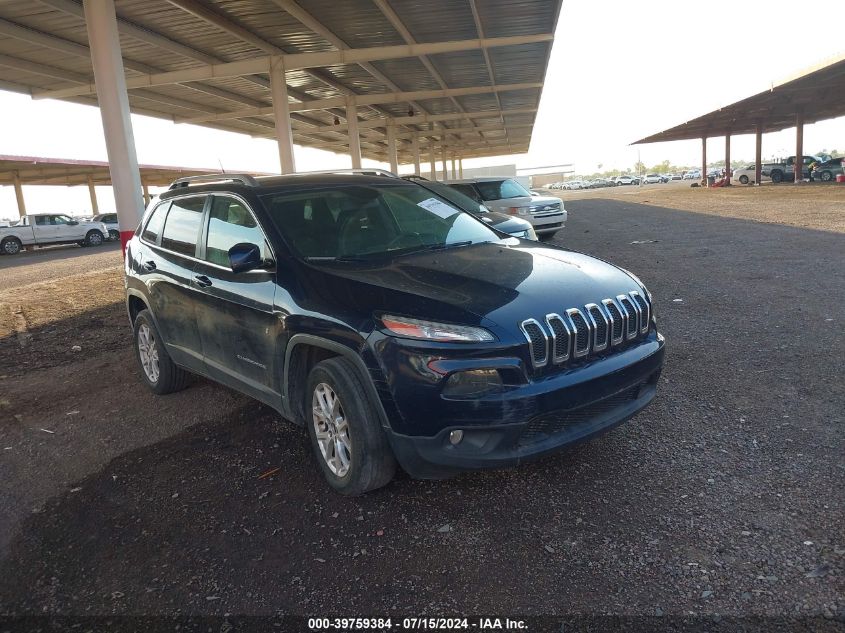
[
  {"xmin": 0, "ymin": 0, "xmax": 561, "ymax": 163},
  {"xmin": 633, "ymin": 53, "xmax": 845, "ymax": 144}
]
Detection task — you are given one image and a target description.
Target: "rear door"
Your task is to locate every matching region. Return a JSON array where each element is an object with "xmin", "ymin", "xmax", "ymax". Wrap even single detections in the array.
[
  {"xmin": 192, "ymin": 194, "xmax": 282, "ymax": 406},
  {"xmin": 31, "ymin": 215, "xmax": 57, "ymax": 243},
  {"xmin": 140, "ymin": 195, "xmax": 207, "ymax": 371}
]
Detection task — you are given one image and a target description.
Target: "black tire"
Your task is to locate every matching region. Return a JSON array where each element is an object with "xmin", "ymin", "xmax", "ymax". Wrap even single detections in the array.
[
  {"xmin": 0, "ymin": 237, "xmax": 22, "ymax": 255},
  {"xmin": 132, "ymin": 309, "xmax": 189, "ymax": 395},
  {"xmin": 305, "ymin": 357, "xmax": 396, "ymax": 495},
  {"xmin": 538, "ymin": 231, "xmax": 559, "ymax": 241},
  {"xmin": 739, "ymin": 175, "xmax": 749, "ymax": 185},
  {"xmin": 771, "ymin": 170, "xmax": 783, "ymax": 184},
  {"xmin": 85, "ymin": 230, "xmax": 105, "ymax": 246},
  {"xmin": 819, "ymin": 170, "xmax": 833, "ymax": 182},
  {"xmin": 108, "ymin": 229, "xmax": 120, "ymax": 241}
]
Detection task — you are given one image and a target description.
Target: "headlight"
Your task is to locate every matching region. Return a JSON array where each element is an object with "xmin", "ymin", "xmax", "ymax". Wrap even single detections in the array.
[
  {"xmin": 507, "ymin": 207, "xmax": 530, "ymax": 216},
  {"xmin": 381, "ymin": 315, "xmax": 495, "ymax": 343}
]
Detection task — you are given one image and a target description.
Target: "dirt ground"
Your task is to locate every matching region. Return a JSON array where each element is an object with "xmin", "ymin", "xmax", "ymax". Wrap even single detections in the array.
[
  {"xmin": 550, "ymin": 180, "xmax": 845, "ymax": 233},
  {"xmin": 0, "ymin": 195, "xmax": 843, "ymax": 627}
]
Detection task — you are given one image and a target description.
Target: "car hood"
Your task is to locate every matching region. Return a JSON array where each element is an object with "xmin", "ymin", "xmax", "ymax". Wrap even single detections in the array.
[
  {"xmin": 478, "ymin": 211, "xmax": 531, "ymax": 235},
  {"xmin": 303, "ymin": 241, "xmax": 643, "ymax": 337}
]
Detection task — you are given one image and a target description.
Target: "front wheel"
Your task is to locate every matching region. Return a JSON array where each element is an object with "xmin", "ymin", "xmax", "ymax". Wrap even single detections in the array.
[
  {"xmin": 85, "ymin": 230, "xmax": 104, "ymax": 246},
  {"xmin": 306, "ymin": 357, "xmax": 396, "ymax": 495},
  {"xmin": 108, "ymin": 229, "xmax": 120, "ymax": 241},
  {"xmin": 538, "ymin": 231, "xmax": 559, "ymax": 241},
  {"xmin": 739, "ymin": 175, "xmax": 749, "ymax": 185},
  {"xmin": 771, "ymin": 170, "xmax": 783, "ymax": 183},
  {"xmin": 0, "ymin": 237, "xmax": 22, "ymax": 255},
  {"xmin": 819, "ymin": 171, "xmax": 832, "ymax": 182}
]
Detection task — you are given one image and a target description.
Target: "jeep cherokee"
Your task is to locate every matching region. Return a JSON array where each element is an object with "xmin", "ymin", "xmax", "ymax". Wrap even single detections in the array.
[{"xmin": 125, "ymin": 173, "xmax": 665, "ymax": 495}]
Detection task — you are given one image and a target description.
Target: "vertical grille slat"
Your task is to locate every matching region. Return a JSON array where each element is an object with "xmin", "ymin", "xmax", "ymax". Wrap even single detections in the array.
[
  {"xmin": 545, "ymin": 314, "xmax": 571, "ymax": 363},
  {"xmin": 520, "ymin": 290, "xmax": 652, "ymax": 371},
  {"xmin": 520, "ymin": 319, "xmax": 548, "ymax": 368}
]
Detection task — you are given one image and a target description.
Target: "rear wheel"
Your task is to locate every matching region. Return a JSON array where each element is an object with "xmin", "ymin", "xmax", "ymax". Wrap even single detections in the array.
[
  {"xmin": 305, "ymin": 357, "xmax": 396, "ymax": 495},
  {"xmin": 0, "ymin": 237, "xmax": 22, "ymax": 255},
  {"xmin": 819, "ymin": 170, "xmax": 833, "ymax": 182},
  {"xmin": 771, "ymin": 170, "xmax": 783, "ymax": 183},
  {"xmin": 133, "ymin": 309, "xmax": 189, "ymax": 395},
  {"xmin": 85, "ymin": 230, "xmax": 104, "ymax": 246},
  {"xmin": 108, "ymin": 229, "xmax": 120, "ymax": 241}
]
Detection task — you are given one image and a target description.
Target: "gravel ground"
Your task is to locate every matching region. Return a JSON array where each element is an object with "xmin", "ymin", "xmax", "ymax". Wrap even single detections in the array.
[
  {"xmin": 0, "ymin": 198, "xmax": 842, "ymax": 625},
  {"xmin": 552, "ymin": 180, "xmax": 845, "ymax": 233},
  {"xmin": 0, "ymin": 241, "xmax": 122, "ymax": 291}
]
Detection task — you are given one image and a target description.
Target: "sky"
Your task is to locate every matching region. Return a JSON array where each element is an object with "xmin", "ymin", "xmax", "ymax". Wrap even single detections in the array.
[{"xmin": 0, "ymin": 0, "xmax": 843, "ymax": 218}]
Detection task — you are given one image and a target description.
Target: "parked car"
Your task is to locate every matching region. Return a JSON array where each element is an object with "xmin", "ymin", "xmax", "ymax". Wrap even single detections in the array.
[
  {"xmin": 642, "ymin": 174, "xmax": 663, "ymax": 184},
  {"xmin": 0, "ymin": 213, "xmax": 110, "ymax": 255},
  {"xmin": 402, "ymin": 176, "xmax": 537, "ymax": 240},
  {"xmin": 447, "ymin": 178, "xmax": 566, "ymax": 240},
  {"xmin": 590, "ymin": 178, "xmax": 614, "ymax": 188},
  {"xmin": 682, "ymin": 170, "xmax": 700, "ymax": 180},
  {"xmin": 615, "ymin": 175, "xmax": 639, "ymax": 186},
  {"xmin": 125, "ymin": 173, "xmax": 664, "ymax": 495},
  {"xmin": 92, "ymin": 212, "xmax": 120, "ymax": 241},
  {"xmin": 811, "ymin": 157, "xmax": 844, "ymax": 182},
  {"xmin": 761, "ymin": 155, "xmax": 820, "ymax": 183},
  {"xmin": 732, "ymin": 165, "xmax": 770, "ymax": 185}
]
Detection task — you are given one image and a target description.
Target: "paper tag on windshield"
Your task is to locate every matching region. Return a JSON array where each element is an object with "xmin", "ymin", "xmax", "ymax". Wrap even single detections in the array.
[{"xmin": 417, "ymin": 197, "xmax": 458, "ymax": 219}]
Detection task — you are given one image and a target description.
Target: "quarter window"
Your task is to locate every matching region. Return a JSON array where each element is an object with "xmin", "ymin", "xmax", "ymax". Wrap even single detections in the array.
[
  {"xmin": 161, "ymin": 197, "xmax": 205, "ymax": 256},
  {"xmin": 204, "ymin": 197, "xmax": 268, "ymax": 267},
  {"xmin": 141, "ymin": 202, "xmax": 169, "ymax": 243}
]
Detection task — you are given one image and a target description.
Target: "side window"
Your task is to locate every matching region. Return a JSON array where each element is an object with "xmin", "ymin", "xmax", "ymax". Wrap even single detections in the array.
[
  {"xmin": 52, "ymin": 214, "xmax": 73, "ymax": 225},
  {"xmin": 204, "ymin": 197, "xmax": 268, "ymax": 267},
  {"xmin": 450, "ymin": 184, "xmax": 481, "ymax": 202},
  {"xmin": 35, "ymin": 216, "xmax": 50, "ymax": 226},
  {"xmin": 160, "ymin": 196, "xmax": 206, "ymax": 256},
  {"xmin": 141, "ymin": 202, "xmax": 169, "ymax": 244}
]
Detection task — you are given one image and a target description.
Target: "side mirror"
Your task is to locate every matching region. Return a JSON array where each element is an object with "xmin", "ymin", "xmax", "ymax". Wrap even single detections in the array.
[{"xmin": 228, "ymin": 242, "xmax": 264, "ymax": 274}]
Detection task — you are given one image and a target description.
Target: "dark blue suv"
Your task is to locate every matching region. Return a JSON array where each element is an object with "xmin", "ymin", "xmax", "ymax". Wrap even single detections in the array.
[{"xmin": 125, "ymin": 173, "xmax": 665, "ymax": 495}]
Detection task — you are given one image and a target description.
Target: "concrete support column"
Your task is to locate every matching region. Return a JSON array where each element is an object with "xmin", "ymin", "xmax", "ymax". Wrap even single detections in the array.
[
  {"xmin": 386, "ymin": 124, "xmax": 398, "ymax": 174},
  {"xmin": 441, "ymin": 139, "xmax": 448, "ymax": 180},
  {"xmin": 451, "ymin": 155, "xmax": 457, "ymax": 179},
  {"xmin": 794, "ymin": 111, "xmax": 804, "ymax": 183},
  {"xmin": 754, "ymin": 122, "xmax": 763, "ymax": 186},
  {"xmin": 429, "ymin": 145, "xmax": 437, "ymax": 180},
  {"xmin": 724, "ymin": 133, "xmax": 731, "ymax": 186},
  {"xmin": 411, "ymin": 136, "xmax": 421, "ymax": 176},
  {"xmin": 83, "ymin": 0, "xmax": 144, "ymax": 253},
  {"xmin": 142, "ymin": 182, "xmax": 150, "ymax": 206},
  {"xmin": 270, "ymin": 55, "xmax": 296, "ymax": 174},
  {"xmin": 346, "ymin": 98, "xmax": 361, "ymax": 169},
  {"xmin": 87, "ymin": 174, "xmax": 99, "ymax": 213},
  {"xmin": 458, "ymin": 157, "xmax": 463, "ymax": 179},
  {"xmin": 12, "ymin": 171, "xmax": 26, "ymax": 218},
  {"xmin": 701, "ymin": 137, "xmax": 707, "ymax": 186}
]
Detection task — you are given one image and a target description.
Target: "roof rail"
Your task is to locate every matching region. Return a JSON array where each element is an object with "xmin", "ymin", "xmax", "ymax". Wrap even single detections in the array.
[
  {"xmin": 168, "ymin": 173, "xmax": 259, "ymax": 189},
  {"xmin": 299, "ymin": 168, "xmax": 399, "ymax": 178},
  {"xmin": 402, "ymin": 174, "xmax": 430, "ymax": 181}
]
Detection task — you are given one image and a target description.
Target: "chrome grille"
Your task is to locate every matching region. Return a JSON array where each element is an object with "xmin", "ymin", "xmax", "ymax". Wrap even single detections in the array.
[
  {"xmin": 520, "ymin": 291, "xmax": 652, "ymax": 369},
  {"xmin": 520, "ymin": 319, "xmax": 548, "ymax": 367}
]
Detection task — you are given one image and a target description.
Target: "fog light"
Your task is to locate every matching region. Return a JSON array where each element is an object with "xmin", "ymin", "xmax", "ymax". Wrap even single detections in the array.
[
  {"xmin": 449, "ymin": 430, "xmax": 464, "ymax": 445},
  {"xmin": 442, "ymin": 368, "xmax": 502, "ymax": 397}
]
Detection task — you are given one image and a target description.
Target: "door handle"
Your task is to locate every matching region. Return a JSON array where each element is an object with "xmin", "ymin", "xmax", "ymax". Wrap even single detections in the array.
[
  {"xmin": 141, "ymin": 260, "xmax": 156, "ymax": 272},
  {"xmin": 194, "ymin": 275, "xmax": 213, "ymax": 288}
]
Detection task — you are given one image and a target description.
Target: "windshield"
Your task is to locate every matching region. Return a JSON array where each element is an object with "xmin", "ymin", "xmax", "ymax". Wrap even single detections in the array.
[
  {"xmin": 415, "ymin": 180, "xmax": 487, "ymax": 216},
  {"xmin": 474, "ymin": 179, "xmax": 532, "ymax": 201},
  {"xmin": 261, "ymin": 183, "xmax": 501, "ymax": 260}
]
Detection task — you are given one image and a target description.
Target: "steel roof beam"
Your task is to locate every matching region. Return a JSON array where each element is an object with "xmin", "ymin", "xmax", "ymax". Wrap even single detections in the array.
[
  {"xmin": 33, "ymin": 33, "xmax": 554, "ymax": 99},
  {"xmin": 174, "ymin": 82, "xmax": 541, "ymax": 123}
]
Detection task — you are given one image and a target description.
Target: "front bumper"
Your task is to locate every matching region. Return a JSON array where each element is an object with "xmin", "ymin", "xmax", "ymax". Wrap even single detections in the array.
[{"xmin": 384, "ymin": 334, "xmax": 665, "ymax": 479}]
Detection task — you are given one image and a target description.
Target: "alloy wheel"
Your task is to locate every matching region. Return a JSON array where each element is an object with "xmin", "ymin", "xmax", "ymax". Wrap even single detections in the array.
[
  {"xmin": 312, "ymin": 383, "xmax": 352, "ymax": 477},
  {"xmin": 137, "ymin": 323, "xmax": 160, "ymax": 383}
]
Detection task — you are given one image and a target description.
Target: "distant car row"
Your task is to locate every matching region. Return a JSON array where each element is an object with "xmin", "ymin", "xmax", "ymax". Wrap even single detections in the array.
[{"xmin": 547, "ymin": 172, "xmax": 694, "ymax": 189}]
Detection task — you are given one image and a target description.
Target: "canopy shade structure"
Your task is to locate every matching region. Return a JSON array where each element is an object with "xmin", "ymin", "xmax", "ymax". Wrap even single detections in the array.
[
  {"xmin": 633, "ymin": 53, "xmax": 845, "ymax": 144},
  {"xmin": 0, "ymin": 153, "xmax": 249, "ymax": 186},
  {"xmin": 0, "ymin": 0, "xmax": 561, "ymax": 163}
]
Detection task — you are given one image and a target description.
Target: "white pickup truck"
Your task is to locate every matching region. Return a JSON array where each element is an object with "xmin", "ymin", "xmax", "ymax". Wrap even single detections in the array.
[{"xmin": 0, "ymin": 213, "xmax": 110, "ymax": 255}]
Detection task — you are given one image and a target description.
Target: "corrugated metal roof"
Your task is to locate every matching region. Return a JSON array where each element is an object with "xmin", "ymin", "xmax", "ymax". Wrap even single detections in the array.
[
  {"xmin": 634, "ymin": 52, "xmax": 845, "ymax": 144},
  {"xmin": 0, "ymin": 0, "xmax": 561, "ymax": 163}
]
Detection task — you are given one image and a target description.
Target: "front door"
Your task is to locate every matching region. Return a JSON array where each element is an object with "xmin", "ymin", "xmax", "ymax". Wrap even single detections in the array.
[
  {"xmin": 51, "ymin": 214, "xmax": 85, "ymax": 240},
  {"xmin": 192, "ymin": 195, "xmax": 282, "ymax": 406}
]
